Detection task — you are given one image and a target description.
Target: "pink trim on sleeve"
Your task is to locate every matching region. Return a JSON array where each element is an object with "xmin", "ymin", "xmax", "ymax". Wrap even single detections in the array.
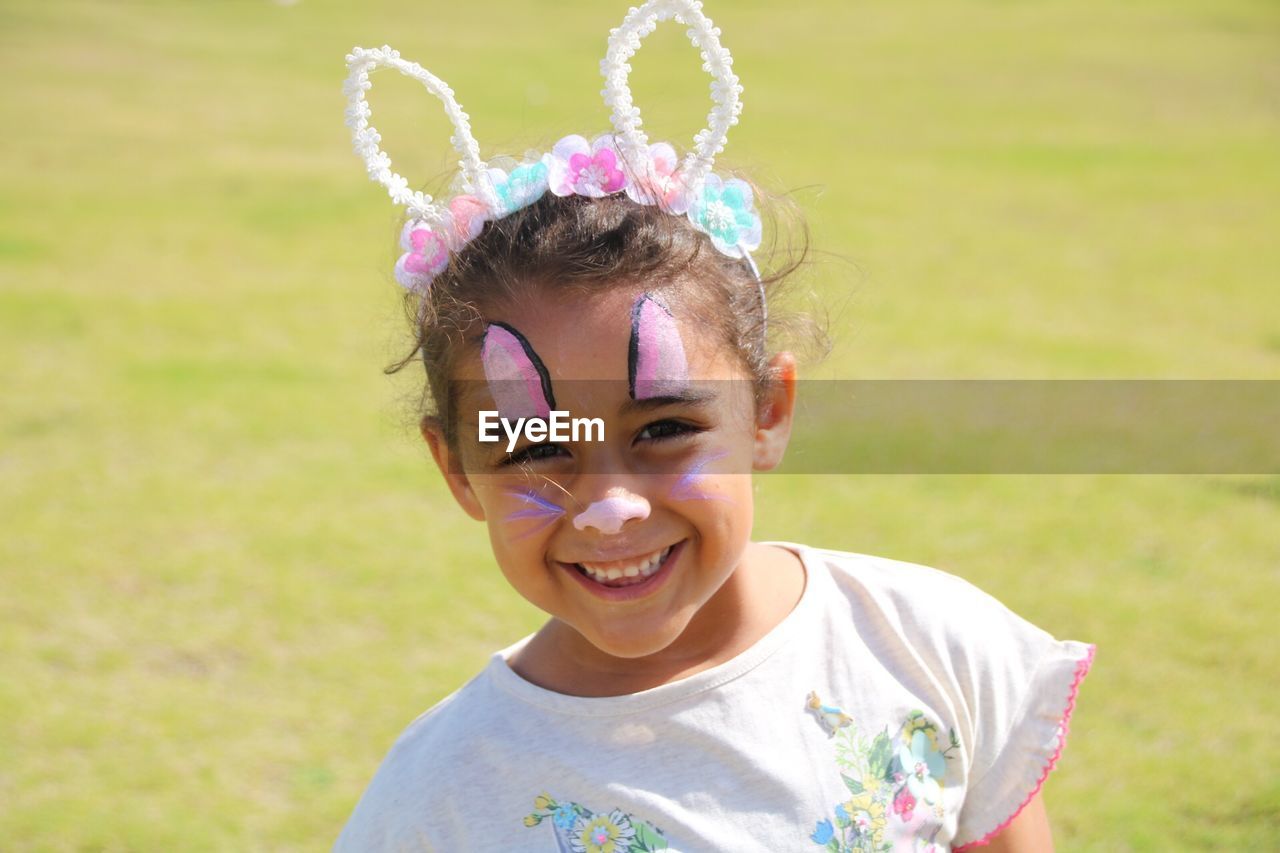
[{"xmin": 953, "ymin": 643, "xmax": 1096, "ymax": 852}]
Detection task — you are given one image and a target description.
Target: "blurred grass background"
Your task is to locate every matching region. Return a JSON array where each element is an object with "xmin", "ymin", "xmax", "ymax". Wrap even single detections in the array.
[{"xmin": 2, "ymin": 0, "xmax": 1278, "ymax": 848}]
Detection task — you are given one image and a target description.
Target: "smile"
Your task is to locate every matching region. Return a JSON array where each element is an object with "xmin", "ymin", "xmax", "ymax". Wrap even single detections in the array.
[
  {"xmin": 559, "ymin": 541, "xmax": 686, "ymax": 600},
  {"xmin": 577, "ymin": 545, "xmax": 673, "ymax": 585}
]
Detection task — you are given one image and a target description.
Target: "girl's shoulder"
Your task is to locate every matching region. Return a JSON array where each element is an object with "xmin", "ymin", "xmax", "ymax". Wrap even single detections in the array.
[
  {"xmin": 784, "ymin": 539, "xmax": 1006, "ymax": 596},
  {"xmin": 778, "ymin": 541, "xmax": 1096, "ymax": 848},
  {"xmin": 334, "ymin": 668, "xmax": 502, "ymax": 850},
  {"xmin": 778, "ymin": 540, "xmax": 1072, "ymax": 651}
]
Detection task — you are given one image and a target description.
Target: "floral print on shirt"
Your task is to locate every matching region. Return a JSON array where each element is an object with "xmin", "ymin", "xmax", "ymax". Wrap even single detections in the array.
[
  {"xmin": 524, "ymin": 793, "xmax": 670, "ymax": 852},
  {"xmin": 809, "ymin": 706, "xmax": 960, "ymax": 852}
]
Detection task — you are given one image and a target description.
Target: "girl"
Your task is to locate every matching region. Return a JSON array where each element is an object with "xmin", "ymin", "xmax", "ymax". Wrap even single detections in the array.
[{"xmin": 336, "ymin": 3, "xmax": 1095, "ymax": 850}]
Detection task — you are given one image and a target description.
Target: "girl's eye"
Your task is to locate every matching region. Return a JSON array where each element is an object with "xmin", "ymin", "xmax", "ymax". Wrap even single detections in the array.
[
  {"xmin": 637, "ymin": 419, "xmax": 703, "ymax": 443},
  {"xmin": 502, "ymin": 443, "xmax": 567, "ymax": 467}
]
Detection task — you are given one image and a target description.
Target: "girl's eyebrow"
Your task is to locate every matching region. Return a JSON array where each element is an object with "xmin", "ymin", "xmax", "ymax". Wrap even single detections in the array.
[{"xmin": 619, "ymin": 388, "xmax": 718, "ymax": 415}]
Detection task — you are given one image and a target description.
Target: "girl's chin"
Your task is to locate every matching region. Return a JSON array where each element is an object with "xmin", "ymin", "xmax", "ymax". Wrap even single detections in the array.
[{"xmin": 579, "ymin": 621, "xmax": 688, "ymax": 661}]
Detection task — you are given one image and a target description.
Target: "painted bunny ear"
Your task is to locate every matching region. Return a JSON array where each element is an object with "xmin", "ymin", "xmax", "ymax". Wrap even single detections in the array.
[
  {"xmin": 629, "ymin": 293, "xmax": 690, "ymax": 400},
  {"xmin": 601, "ymin": 0, "xmax": 743, "ymax": 193},
  {"xmin": 344, "ymin": 45, "xmax": 494, "ymax": 223},
  {"xmin": 482, "ymin": 322, "xmax": 556, "ymax": 421}
]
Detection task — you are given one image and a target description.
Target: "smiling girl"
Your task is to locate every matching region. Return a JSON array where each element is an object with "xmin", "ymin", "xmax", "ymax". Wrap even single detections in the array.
[{"xmin": 335, "ymin": 3, "xmax": 1094, "ymax": 851}]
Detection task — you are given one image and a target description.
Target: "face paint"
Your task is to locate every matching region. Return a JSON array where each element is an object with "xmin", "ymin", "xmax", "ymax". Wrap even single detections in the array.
[
  {"xmin": 669, "ymin": 448, "xmax": 732, "ymax": 503},
  {"xmin": 503, "ymin": 487, "xmax": 566, "ymax": 538},
  {"xmin": 572, "ymin": 494, "xmax": 651, "ymax": 535},
  {"xmin": 628, "ymin": 293, "xmax": 689, "ymax": 400},
  {"xmin": 482, "ymin": 321, "xmax": 556, "ymax": 420}
]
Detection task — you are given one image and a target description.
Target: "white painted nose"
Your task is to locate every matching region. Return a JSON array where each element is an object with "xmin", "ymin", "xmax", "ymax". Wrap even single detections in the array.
[{"xmin": 572, "ymin": 494, "xmax": 650, "ymax": 535}]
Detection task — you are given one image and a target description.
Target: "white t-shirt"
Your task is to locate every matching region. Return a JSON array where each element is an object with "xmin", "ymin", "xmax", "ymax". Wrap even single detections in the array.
[{"xmin": 336, "ymin": 542, "xmax": 1096, "ymax": 852}]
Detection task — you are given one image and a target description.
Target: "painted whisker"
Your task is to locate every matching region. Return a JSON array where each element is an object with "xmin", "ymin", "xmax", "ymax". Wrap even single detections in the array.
[
  {"xmin": 504, "ymin": 488, "xmax": 566, "ymax": 538},
  {"xmin": 670, "ymin": 448, "xmax": 732, "ymax": 502}
]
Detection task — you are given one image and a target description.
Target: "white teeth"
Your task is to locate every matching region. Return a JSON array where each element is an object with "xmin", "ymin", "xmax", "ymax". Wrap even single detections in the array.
[{"xmin": 578, "ymin": 545, "xmax": 673, "ymax": 584}]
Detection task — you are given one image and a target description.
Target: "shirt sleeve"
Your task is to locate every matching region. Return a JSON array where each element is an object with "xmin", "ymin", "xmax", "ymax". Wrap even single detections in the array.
[
  {"xmin": 333, "ymin": 744, "xmax": 439, "ymax": 853},
  {"xmin": 941, "ymin": 577, "xmax": 1096, "ymax": 850},
  {"xmin": 333, "ymin": 700, "xmax": 457, "ymax": 853}
]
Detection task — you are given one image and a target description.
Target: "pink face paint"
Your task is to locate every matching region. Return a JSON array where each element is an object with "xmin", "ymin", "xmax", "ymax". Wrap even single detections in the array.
[
  {"xmin": 482, "ymin": 322, "xmax": 555, "ymax": 420},
  {"xmin": 572, "ymin": 494, "xmax": 650, "ymax": 535},
  {"xmin": 669, "ymin": 448, "xmax": 732, "ymax": 503},
  {"xmin": 504, "ymin": 488, "xmax": 565, "ymax": 539},
  {"xmin": 629, "ymin": 293, "xmax": 689, "ymax": 400}
]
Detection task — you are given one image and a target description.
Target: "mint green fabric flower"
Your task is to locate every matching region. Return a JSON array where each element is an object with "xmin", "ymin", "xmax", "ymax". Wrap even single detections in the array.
[
  {"xmin": 489, "ymin": 161, "xmax": 550, "ymax": 216},
  {"xmin": 687, "ymin": 173, "xmax": 762, "ymax": 258}
]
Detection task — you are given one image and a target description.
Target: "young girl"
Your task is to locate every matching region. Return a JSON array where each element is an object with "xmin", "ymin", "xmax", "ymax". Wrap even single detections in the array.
[{"xmin": 336, "ymin": 3, "xmax": 1095, "ymax": 850}]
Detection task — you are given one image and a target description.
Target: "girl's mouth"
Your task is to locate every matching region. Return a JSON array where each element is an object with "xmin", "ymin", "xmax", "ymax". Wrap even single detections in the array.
[
  {"xmin": 578, "ymin": 545, "xmax": 671, "ymax": 585},
  {"xmin": 561, "ymin": 541, "xmax": 685, "ymax": 601}
]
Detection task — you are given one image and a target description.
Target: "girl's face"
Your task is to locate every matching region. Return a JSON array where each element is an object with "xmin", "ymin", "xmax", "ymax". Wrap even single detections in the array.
[{"xmin": 423, "ymin": 282, "xmax": 795, "ymax": 663}]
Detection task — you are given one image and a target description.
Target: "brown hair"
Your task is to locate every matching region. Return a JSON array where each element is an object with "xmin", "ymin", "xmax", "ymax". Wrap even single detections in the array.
[{"xmin": 386, "ymin": 173, "xmax": 825, "ymax": 447}]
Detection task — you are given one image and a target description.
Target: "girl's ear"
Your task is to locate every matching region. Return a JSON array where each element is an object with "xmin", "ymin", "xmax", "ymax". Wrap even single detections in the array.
[
  {"xmin": 421, "ymin": 417, "xmax": 487, "ymax": 522},
  {"xmin": 752, "ymin": 351, "xmax": 797, "ymax": 472}
]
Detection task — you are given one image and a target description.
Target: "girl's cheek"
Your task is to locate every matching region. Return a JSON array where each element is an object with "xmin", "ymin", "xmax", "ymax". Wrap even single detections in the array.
[{"xmin": 664, "ymin": 448, "xmax": 735, "ymax": 504}]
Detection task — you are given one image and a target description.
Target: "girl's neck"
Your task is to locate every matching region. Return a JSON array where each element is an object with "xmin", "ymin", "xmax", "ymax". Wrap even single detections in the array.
[{"xmin": 506, "ymin": 542, "xmax": 805, "ymax": 698}]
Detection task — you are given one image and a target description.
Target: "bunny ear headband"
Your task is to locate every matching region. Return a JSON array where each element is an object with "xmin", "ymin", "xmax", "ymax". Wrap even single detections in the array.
[{"xmin": 343, "ymin": 0, "xmax": 765, "ymax": 327}]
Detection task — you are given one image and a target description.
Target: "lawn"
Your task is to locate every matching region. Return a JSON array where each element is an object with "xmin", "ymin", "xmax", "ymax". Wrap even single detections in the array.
[{"xmin": 1, "ymin": 0, "xmax": 1278, "ymax": 848}]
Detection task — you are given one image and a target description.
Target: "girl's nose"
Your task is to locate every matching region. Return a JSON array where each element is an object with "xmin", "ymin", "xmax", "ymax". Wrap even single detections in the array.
[{"xmin": 572, "ymin": 493, "xmax": 650, "ymax": 535}]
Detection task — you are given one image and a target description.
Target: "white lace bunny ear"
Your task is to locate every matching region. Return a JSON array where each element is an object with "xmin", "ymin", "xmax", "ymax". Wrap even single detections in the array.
[
  {"xmin": 600, "ymin": 0, "xmax": 743, "ymax": 194},
  {"xmin": 343, "ymin": 45, "xmax": 494, "ymax": 224}
]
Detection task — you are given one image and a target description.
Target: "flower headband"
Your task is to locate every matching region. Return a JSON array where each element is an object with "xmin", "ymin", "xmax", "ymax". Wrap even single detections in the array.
[{"xmin": 343, "ymin": 0, "xmax": 765, "ymax": 325}]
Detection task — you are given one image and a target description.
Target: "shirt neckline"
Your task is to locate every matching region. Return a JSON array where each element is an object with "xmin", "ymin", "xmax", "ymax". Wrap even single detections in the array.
[{"xmin": 482, "ymin": 541, "xmax": 825, "ymax": 717}]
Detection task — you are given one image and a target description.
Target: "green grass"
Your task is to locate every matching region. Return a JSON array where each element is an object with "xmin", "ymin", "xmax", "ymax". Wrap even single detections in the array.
[{"xmin": 2, "ymin": 0, "xmax": 1278, "ymax": 848}]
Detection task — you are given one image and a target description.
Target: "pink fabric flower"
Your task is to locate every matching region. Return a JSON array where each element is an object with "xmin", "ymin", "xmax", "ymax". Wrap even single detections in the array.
[
  {"xmin": 447, "ymin": 194, "xmax": 491, "ymax": 248},
  {"xmin": 545, "ymin": 135, "xmax": 628, "ymax": 198},
  {"xmin": 394, "ymin": 220, "xmax": 450, "ymax": 290},
  {"xmin": 624, "ymin": 142, "xmax": 689, "ymax": 214}
]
